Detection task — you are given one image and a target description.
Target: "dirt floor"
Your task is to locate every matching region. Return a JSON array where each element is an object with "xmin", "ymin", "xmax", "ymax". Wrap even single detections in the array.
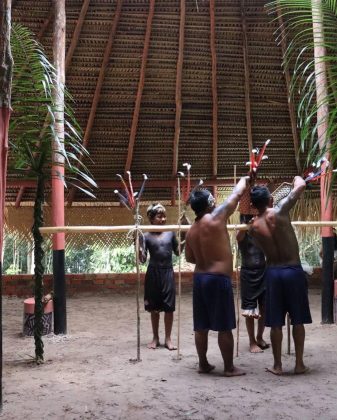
[{"xmin": 1, "ymin": 289, "xmax": 337, "ymax": 420}]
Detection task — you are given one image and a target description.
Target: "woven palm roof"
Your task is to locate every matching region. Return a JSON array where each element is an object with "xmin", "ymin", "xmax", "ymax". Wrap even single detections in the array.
[{"xmin": 8, "ymin": 0, "xmax": 303, "ymax": 204}]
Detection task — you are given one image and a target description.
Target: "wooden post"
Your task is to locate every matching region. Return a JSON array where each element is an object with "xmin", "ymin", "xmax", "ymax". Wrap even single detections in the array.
[
  {"xmin": 52, "ymin": 0, "xmax": 66, "ymax": 334},
  {"xmin": 312, "ymin": 0, "xmax": 334, "ymax": 324},
  {"xmin": 0, "ymin": 0, "xmax": 13, "ymax": 407},
  {"xmin": 172, "ymin": 0, "xmax": 185, "ymax": 176},
  {"xmin": 210, "ymin": 0, "xmax": 218, "ymax": 179},
  {"xmin": 125, "ymin": 0, "xmax": 155, "ymax": 173}
]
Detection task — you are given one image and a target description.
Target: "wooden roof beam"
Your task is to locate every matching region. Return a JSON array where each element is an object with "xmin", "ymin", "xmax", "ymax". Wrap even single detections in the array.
[
  {"xmin": 277, "ymin": 8, "xmax": 301, "ymax": 174},
  {"xmin": 67, "ymin": 0, "xmax": 123, "ymax": 206},
  {"xmin": 210, "ymin": 0, "xmax": 218, "ymax": 178},
  {"xmin": 65, "ymin": 0, "xmax": 90, "ymax": 72},
  {"xmin": 125, "ymin": 0, "xmax": 155, "ymax": 173},
  {"xmin": 172, "ymin": 0, "xmax": 185, "ymax": 177},
  {"xmin": 240, "ymin": 0, "xmax": 253, "ymax": 155}
]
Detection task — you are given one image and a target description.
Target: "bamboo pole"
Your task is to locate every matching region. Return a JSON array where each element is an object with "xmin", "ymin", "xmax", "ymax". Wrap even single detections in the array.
[
  {"xmin": 233, "ymin": 166, "xmax": 240, "ymax": 358},
  {"xmin": 134, "ymin": 201, "xmax": 141, "ymax": 362},
  {"xmin": 176, "ymin": 176, "xmax": 182, "ymax": 359},
  {"xmin": 40, "ymin": 221, "xmax": 337, "ymax": 235}
]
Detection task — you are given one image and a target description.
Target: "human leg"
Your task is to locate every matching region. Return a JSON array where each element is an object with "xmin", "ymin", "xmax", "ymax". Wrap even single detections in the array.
[
  {"xmin": 245, "ymin": 317, "xmax": 263, "ymax": 353},
  {"xmin": 195, "ymin": 330, "xmax": 215, "ymax": 373},
  {"xmin": 267, "ymin": 327, "xmax": 283, "ymax": 375},
  {"xmin": 218, "ymin": 331, "xmax": 245, "ymax": 376},
  {"xmin": 147, "ymin": 311, "xmax": 160, "ymax": 349},
  {"xmin": 256, "ymin": 301, "xmax": 269, "ymax": 350},
  {"xmin": 292, "ymin": 324, "xmax": 308, "ymax": 374},
  {"xmin": 164, "ymin": 311, "xmax": 177, "ymax": 350}
]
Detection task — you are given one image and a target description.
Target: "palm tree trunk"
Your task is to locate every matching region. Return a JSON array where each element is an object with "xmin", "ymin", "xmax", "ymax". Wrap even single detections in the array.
[{"xmin": 32, "ymin": 174, "xmax": 45, "ymax": 363}]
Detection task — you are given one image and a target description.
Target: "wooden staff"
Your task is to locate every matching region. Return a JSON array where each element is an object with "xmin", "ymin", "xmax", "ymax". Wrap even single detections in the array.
[
  {"xmin": 233, "ymin": 165, "xmax": 241, "ymax": 357},
  {"xmin": 134, "ymin": 200, "xmax": 141, "ymax": 362},
  {"xmin": 287, "ymin": 313, "xmax": 291, "ymax": 355},
  {"xmin": 176, "ymin": 175, "xmax": 183, "ymax": 359}
]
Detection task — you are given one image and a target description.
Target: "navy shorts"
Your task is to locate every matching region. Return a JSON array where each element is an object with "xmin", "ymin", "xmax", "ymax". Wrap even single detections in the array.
[
  {"xmin": 193, "ymin": 273, "xmax": 236, "ymax": 332},
  {"xmin": 265, "ymin": 265, "xmax": 312, "ymax": 328}
]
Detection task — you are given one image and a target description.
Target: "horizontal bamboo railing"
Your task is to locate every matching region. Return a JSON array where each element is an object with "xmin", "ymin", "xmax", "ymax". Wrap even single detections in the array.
[{"xmin": 40, "ymin": 221, "xmax": 337, "ymax": 235}]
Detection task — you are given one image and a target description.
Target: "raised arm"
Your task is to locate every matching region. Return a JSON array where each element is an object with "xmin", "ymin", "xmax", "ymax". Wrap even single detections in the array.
[
  {"xmin": 173, "ymin": 214, "xmax": 190, "ymax": 256},
  {"xmin": 213, "ymin": 176, "xmax": 250, "ymax": 222},
  {"xmin": 278, "ymin": 176, "xmax": 306, "ymax": 214}
]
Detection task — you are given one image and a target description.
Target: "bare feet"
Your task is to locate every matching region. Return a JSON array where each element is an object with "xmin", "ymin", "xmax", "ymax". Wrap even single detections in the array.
[
  {"xmin": 294, "ymin": 365, "xmax": 310, "ymax": 375},
  {"xmin": 266, "ymin": 366, "xmax": 283, "ymax": 376},
  {"xmin": 147, "ymin": 339, "xmax": 160, "ymax": 349},
  {"xmin": 224, "ymin": 367, "xmax": 246, "ymax": 377},
  {"xmin": 198, "ymin": 362, "xmax": 216, "ymax": 374},
  {"xmin": 256, "ymin": 339, "xmax": 270, "ymax": 350},
  {"xmin": 250, "ymin": 343, "xmax": 264, "ymax": 353},
  {"xmin": 164, "ymin": 339, "xmax": 177, "ymax": 351}
]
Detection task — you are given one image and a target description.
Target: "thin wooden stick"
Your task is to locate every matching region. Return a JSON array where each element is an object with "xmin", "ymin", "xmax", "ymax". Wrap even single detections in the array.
[
  {"xmin": 176, "ymin": 176, "xmax": 182, "ymax": 359},
  {"xmin": 135, "ymin": 201, "xmax": 141, "ymax": 362},
  {"xmin": 287, "ymin": 313, "xmax": 291, "ymax": 355},
  {"xmin": 233, "ymin": 165, "xmax": 240, "ymax": 358},
  {"xmin": 40, "ymin": 221, "xmax": 337, "ymax": 235}
]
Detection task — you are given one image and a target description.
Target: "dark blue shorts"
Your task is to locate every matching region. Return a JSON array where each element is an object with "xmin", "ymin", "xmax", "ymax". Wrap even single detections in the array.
[
  {"xmin": 265, "ymin": 265, "xmax": 312, "ymax": 328},
  {"xmin": 193, "ymin": 273, "xmax": 236, "ymax": 332}
]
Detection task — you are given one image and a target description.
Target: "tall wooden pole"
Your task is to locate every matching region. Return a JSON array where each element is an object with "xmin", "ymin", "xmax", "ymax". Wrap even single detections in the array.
[
  {"xmin": 52, "ymin": 0, "xmax": 66, "ymax": 334},
  {"xmin": 172, "ymin": 0, "xmax": 185, "ymax": 177},
  {"xmin": 312, "ymin": 0, "xmax": 334, "ymax": 323},
  {"xmin": 0, "ymin": 0, "xmax": 13, "ymax": 407}
]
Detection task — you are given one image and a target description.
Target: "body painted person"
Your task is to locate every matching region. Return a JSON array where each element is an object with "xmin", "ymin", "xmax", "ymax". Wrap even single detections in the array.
[{"xmin": 139, "ymin": 203, "xmax": 188, "ymax": 350}]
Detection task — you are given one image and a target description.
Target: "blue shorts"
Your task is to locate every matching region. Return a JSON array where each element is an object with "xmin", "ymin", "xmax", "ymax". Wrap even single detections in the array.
[
  {"xmin": 193, "ymin": 273, "xmax": 236, "ymax": 332},
  {"xmin": 265, "ymin": 265, "xmax": 312, "ymax": 328}
]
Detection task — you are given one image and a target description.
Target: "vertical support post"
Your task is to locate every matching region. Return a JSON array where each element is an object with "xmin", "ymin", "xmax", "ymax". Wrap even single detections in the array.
[
  {"xmin": 52, "ymin": 0, "xmax": 66, "ymax": 334},
  {"xmin": 209, "ymin": 0, "xmax": 218, "ymax": 179},
  {"xmin": 0, "ymin": 0, "xmax": 13, "ymax": 407},
  {"xmin": 172, "ymin": 0, "xmax": 185, "ymax": 176},
  {"xmin": 312, "ymin": 0, "xmax": 334, "ymax": 323}
]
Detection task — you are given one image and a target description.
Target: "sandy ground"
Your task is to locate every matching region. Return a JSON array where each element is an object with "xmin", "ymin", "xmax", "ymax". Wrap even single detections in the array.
[{"xmin": 1, "ymin": 289, "xmax": 337, "ymax": 420}]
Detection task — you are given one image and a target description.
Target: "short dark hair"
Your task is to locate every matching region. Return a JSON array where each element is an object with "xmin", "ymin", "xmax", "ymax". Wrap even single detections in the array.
[
  {"xmin": 146, "ymin": 203, "xmax": 166, "ymax": 220},
  {"xmin": 190, "ymin": 189, "xmax": 212, "ymax": 216},
  {"xmin": 250, "ymin": 186, "xmax": 271, "ymax": 209},
  {"xmin": 240, "ymin": 214, "xmax": 253, "ymax": 224}
]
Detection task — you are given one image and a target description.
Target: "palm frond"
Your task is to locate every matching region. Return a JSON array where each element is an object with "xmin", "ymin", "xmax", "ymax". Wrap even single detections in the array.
[
  {"xmin": 267, "ymin": 0, "xmax": 337, "ymax": 188},
  {"xmin": 10, "ymin": 23, "xmax": 96, "ymax": 197}
]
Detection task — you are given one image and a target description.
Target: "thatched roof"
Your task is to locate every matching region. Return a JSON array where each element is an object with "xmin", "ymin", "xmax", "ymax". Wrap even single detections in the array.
[{"xmin": 8, "ymin": 0, "xmax": 308, "ymax": 204}]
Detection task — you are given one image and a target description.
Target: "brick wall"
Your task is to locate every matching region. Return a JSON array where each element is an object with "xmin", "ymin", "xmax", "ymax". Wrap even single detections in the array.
[{"xmin": 2, "ymin": 268, "xmax": 323, "ymax": 297}]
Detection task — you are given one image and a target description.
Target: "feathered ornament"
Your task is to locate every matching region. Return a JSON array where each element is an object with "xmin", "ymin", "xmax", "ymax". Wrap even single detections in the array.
[
  {"xmin": 246, "ymin": 139, "xmax": 271, "ymax": 177},
  {"xmin": 303, "ymin": 157, "xmax": 337, "ymax": 184},
  {"xmin": 114, "ymin": 172, "xmax": 148, "ymax": 210}
]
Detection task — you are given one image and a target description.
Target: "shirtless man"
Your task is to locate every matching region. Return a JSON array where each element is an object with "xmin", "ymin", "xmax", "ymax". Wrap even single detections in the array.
[
  {"xmin": 140, "ymin": 203, "xmax": 186, "ymax": 351},
  {"xmin": 185, "ymin": 176, "xmax": 249, "ymax": 377},
  {"xmin": 249, "ymin": 176, "xmax": 312, "ymax": 375}
]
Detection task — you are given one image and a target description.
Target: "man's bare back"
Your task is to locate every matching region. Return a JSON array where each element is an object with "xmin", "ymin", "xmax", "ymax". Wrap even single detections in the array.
[
  {"xmin": 185, "ymin": 176, "xmax": 250, "ymax": 275},
  {"xmin": 249, "ymin": 176, "xmax": 306, "ymax": 266},
  {"xmin": 250, "ymin": 208, "xmax": 301, "ymax": 266}
]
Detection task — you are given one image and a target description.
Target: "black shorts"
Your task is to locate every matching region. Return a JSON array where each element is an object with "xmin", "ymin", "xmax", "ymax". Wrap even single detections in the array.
[
  {"xmin": 193, "ymin": 273, "xmax": 236, "ymax": 332},
  {"xmin": 240, "ymin": 266, "xmax": 266, "ymax": 310},
  {"xmin": 265, "ymin": 265, "xmax": 312, "ymax": 327},
  {"xmin": 144, "ymin": 265, "xmax": 175, "ymax": 312}
]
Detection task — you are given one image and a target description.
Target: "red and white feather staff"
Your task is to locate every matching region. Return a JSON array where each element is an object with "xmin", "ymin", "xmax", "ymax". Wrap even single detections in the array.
[{"xmin": 246, "ymin": 139, "xmax": 271, "ymax": 177}]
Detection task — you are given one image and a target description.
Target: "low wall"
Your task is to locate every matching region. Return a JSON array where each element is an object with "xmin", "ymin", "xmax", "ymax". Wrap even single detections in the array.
[{"xmin": 2, "ymin": 268, "xmax": 323, "ymax": 297}]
